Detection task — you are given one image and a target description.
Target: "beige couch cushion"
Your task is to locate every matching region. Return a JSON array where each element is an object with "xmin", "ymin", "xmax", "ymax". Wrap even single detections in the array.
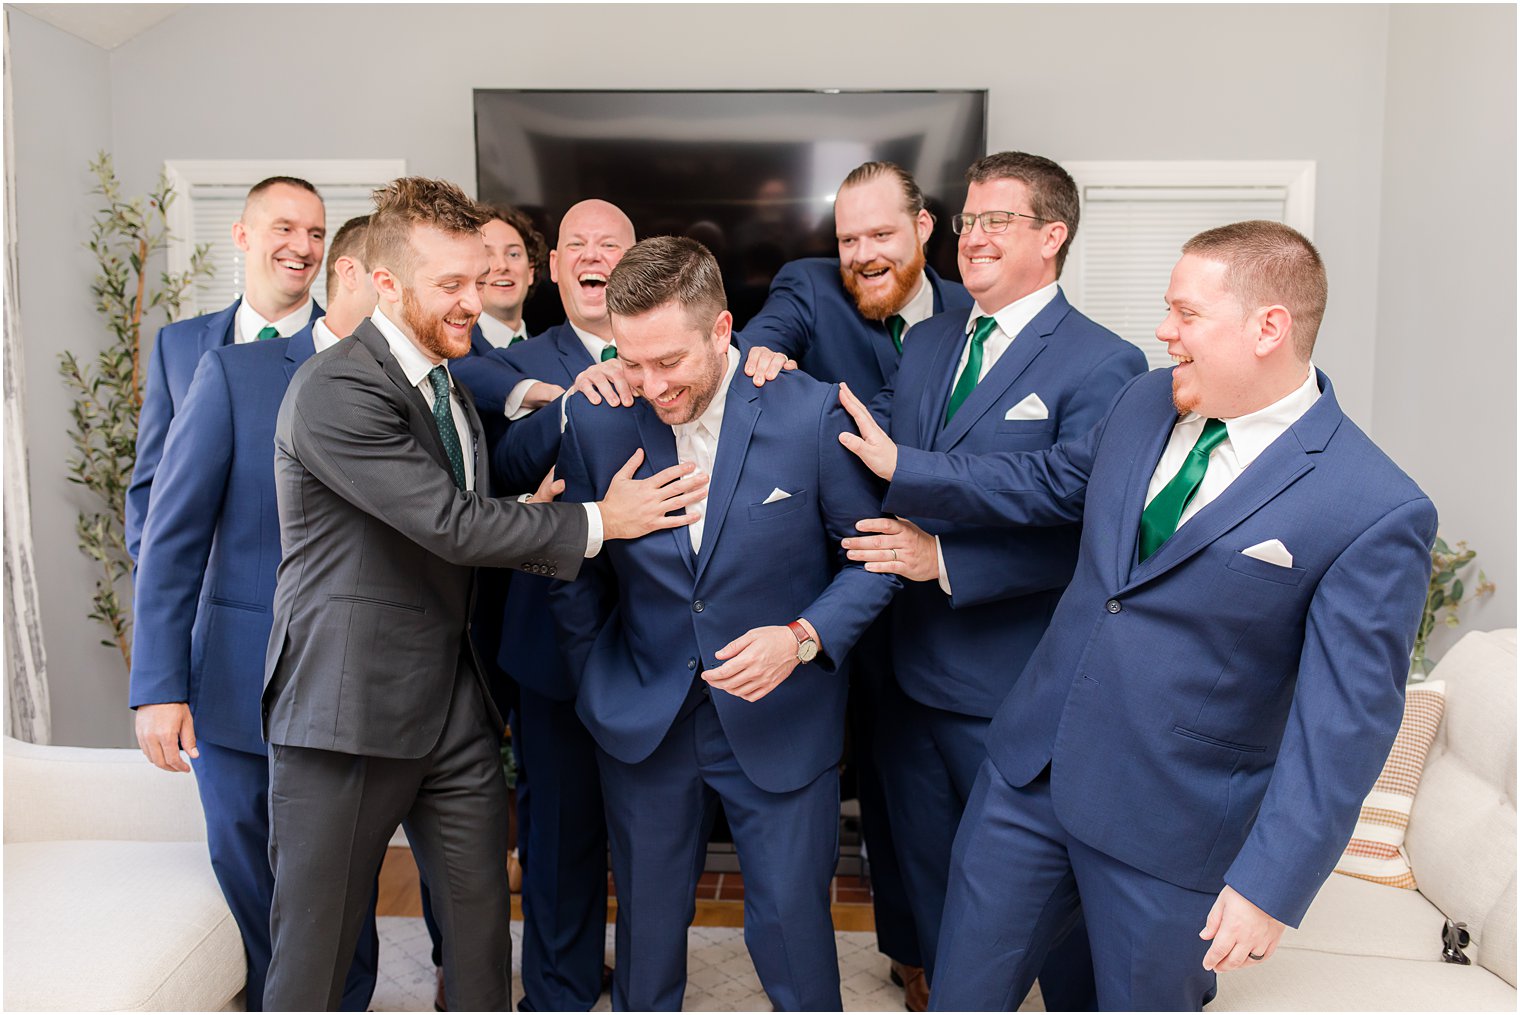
[
  {"xmin": 1284, "ymin": 872, "xmax": 1450, "ymax": 961},
  {"xmin": 2, "ymin": 840, "xmax": 244, "ymax": 1011},
  {"xmin": 1407, "ymin": 629, "xmax": 1517, "ymax": 983},
  {"xmin": 1212, "ymin": 948, "xmax": 1517, "ymax": 1011}
]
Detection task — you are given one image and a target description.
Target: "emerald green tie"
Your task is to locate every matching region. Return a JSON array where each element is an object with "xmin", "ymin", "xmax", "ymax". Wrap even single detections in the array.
[
  {"xmin": 944, "ymin": 316, "xmax": 999, "ymax": 424},
  {"xmin": 885, "ymin": 315, "xmax": 906, "ymax": 353},
  {"xmin": 601, "ymin": 345, "xmax": 618, "ymax": 362},
  {"xmin": 427, "ymin": 366, "xmax": 467, "ymax": 491},
  {"xmin": 1138, "ymin": 418, "xmax": 1229, "ymax": 561},
  {"xmin": 508, "ymin": 333, "xmax": 525, "ymax": 348},
  {"xmin": 256, "ymin": 325, "xmax": 280, "ymax": 341}
]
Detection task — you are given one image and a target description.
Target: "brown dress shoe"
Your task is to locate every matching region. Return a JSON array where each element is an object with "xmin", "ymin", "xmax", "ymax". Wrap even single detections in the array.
[{"xmin": 890, "ymin": 961, "xmax": 928, "ymax": 1013}]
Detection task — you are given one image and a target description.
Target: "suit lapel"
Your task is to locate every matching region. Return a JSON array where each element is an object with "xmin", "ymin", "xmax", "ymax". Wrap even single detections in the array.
[
  {"xmin": 868, "ymin": 319, "xmax": 899, "ymax": 381},
  {"xmin": 555, "ymin": 323, "xmax": 596, "ymax": 384},
  {"xmin": 1113, "ymin": 394, "xmax": 1179, "ymax": 582},
  {"xmin": 205, "ymin": 299, "xmax": 240, "ymax": 354},
  {"xmin": 354, "ymin": 320, "xmax": 455, "ymax": 475},
  {"xmin": 917, "ymin": 320, "xmax": 964, "ymax": 447},
  {"xmin": 285, "ymin": 325, "xmax": 316, "ymax": 379},
  {"xmin": 633, "ymin": 400, "xmax": 695, "ymax": 576},
  {"xmin": 1120, "ymin": 371, "xmax": 1340, "ymax": 591},
  {"xmin": 456, "ymin": 382, "xmax": 488, "ymax": 494},
  {"xmin": 694, "ymin": 379, "xmax": 760, "ymax": 585}
]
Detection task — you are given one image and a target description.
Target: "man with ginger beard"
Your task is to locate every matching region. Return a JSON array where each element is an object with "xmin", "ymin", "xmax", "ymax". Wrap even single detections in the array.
[
  {"xmin": 260, "ymin": 178, "xmax": 707, "ymax": 1010},
  {"xmin": 731, "ymin": 162, "xmax": 973, "ymax": 1008}
]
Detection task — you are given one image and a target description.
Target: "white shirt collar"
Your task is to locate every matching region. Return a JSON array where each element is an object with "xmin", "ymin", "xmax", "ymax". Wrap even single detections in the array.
[
  {"xmin": 897, "ymin": 271, "xmax": 936, "ymax": 329},
  {"xmin": 236, "ymin": 298, "xmax": 314, "ymax": 344},
  {"xmin": 675, "ymin": 346, "xmax": 741, "ymax": 440},
  {"xmin": 569, "ymin": 321, "xmax": 613, "ymax": 362},
  {"xmin": 967, "ymin": 281, "xmax": 1060, "ymax": 342},
  {"xmin": 371, "ymin": 305, "xmax": 449, "ymax": 390},
  {"xmin": 478, "ymin": 313, "xmax": 529, "ymax": 349},
  {"xmin": 312, "ymin": 318, "xmax": 343, "ymax": 353},
  {"xmin": 1182, "ymin": 364, "xmax": 1321, "ymax": 469}
]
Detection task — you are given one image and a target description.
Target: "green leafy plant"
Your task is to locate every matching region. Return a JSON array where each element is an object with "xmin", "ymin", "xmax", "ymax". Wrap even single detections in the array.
[
  {"xmin": 1411, "ymin": 537, "xmax": 1496, "ymax": 680},
  {"xmin": 58, "ymin": 152, "xmax": 213, "ymax": 668}
]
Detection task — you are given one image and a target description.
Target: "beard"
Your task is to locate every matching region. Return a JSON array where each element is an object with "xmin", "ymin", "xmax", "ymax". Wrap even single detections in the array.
[
  {"xmin": 840, "ymin": 243, "xmax": 927, "ymax": 320},
  {"xmin": 402, "ymin": 285, "xmax": 476, "ymax": 360},
  {"xmin": 651, "ymin": 344, "xmax": 729, "ymax": 426}
]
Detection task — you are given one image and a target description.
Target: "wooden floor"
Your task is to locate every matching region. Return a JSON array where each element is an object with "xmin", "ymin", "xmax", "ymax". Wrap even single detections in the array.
[{"xmin": 377, "ymin": 846, "xmax": 877, "ymax": 932}]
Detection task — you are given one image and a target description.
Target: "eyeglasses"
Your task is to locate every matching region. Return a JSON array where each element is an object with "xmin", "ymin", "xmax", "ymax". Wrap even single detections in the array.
[{"xmin": 949, "ymin": 210, "xmax": 1050, "ymax": 235}]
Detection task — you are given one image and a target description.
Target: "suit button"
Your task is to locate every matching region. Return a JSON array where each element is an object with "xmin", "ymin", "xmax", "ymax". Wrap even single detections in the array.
[
  {"xmin": 688, "ymin": 658, "xmax": 698, "ymax": 670},
  {"xmin": 693, "ymin": 600, "xmax": 705, "ymax": 613},
  {"xmin": 548, "ymin": 567, "xmax": 557, "ymax": 576},
  {"xmin": 1106, "ymin": 599, "xmax": 1122, "ymax": 614}
]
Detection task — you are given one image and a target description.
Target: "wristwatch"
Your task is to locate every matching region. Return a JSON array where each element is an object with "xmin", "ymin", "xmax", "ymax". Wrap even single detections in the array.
[{"xmin": 787, "ymin": 620, "xmax": 818, "ymax": 663}]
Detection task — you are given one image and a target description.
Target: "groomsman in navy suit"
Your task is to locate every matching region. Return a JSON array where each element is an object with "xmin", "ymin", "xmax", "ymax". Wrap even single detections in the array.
[
  {"xmin": 838, "ymin": 221, "xmax": 1437, "ymax": 1010},
  {"xmin": 479, "ymin": 199, "xmax": 637, "ymax": 1012},
  {"xmin": 129, "ymin": 215, "xmax": 377, "ymax": 1011},
  {"xmin": 727, "ymin": 161, "xmax": 973, "ymax": 1008},
  {"xmin": 551, "ymin": 237, "xmax": 900, "ymax": 1011},
  {"xmin": 839, "ymin": 152, "xmax": 1145, "ymax": 1008},
  {"xmin": 126, "ymin": 176, "xmax": 327, "ymax": 562}
]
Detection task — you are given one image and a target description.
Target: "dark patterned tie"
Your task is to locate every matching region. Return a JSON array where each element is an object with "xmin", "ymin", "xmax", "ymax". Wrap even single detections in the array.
[
  {"xmin": 427, "ymin": 365, "xmax": 467, "ymax": 491},
  {"xmin": 256, "ymin": 325, "xmax": 280, "ymax": 341},
  {"xmin": 885, "ymin": 314, "xmax": 907, "ymax": 353},
  {"xmin": 1138, "ymin": 418, "xmax": 1229, "ymax": 561},
  {"xmin": 944, "ymin": 316, "xmax": 999, "ymax": 423}
]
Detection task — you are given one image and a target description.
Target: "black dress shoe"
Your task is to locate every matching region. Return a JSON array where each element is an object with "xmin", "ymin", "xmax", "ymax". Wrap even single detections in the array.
[{"xmin": 434, "ymin": 967, "xmax": 446, "ymax": 1012}]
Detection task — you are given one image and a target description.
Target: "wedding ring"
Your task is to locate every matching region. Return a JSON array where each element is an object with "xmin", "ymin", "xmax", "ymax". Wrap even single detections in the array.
[
  {"xmin": 1248, "ymin": 952, "xmax": 1266, "ymax": 961},
  {"xmin": 890, "ymin": 548, "xmax": 899, "ymax": 562}
]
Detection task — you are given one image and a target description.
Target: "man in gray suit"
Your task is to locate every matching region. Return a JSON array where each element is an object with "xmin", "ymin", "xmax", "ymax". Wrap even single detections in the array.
[{"xmin": 261, "ymin": 177, "xmax": 706, "ymax": 1011}]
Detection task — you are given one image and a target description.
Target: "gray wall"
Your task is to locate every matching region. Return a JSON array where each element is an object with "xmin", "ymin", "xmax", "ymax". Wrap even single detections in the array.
[
  {"xmin": 7, "ymin": 4, "xmax": 1515, "ymax": 745},
  {"xmin": 1373, "ymin": 4, "xmax": 1517, "ymax": 646}
]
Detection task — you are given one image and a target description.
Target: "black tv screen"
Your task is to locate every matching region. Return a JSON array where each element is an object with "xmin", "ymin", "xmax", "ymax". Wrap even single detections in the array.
[{"xmin": 474, "ymin": 89, "xmax": 987, "ymax": 331}]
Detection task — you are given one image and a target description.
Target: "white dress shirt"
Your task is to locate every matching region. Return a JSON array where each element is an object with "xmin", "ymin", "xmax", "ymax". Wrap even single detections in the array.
[
  {"xmin": 673, "ymin": 346, "xmax": 740, "ymax": 553},
  {"xmin": 1144, "ymin": 365, "xmax": 1321, "ymax": 530},
  {"xmin": 311, "ymin": 318, "xmax": 344, "ymax": 353},
  {"xmin": 235, "ymin": 298, "xmax": 314, "ymax": 344},
  {"xmin": 478, "ymin": 313, "xmax": 529, "ymax": 350},
  {"xmin": 505, "ymin": 322, "xmax": 612, "ymax": 421},
  {"xmin": 935, "ymin": 282, "xmax": 1062, "ymax": 594},
  {"xmin": 893, "ymin": 271, "xmax": 937, "ymax": 338}
]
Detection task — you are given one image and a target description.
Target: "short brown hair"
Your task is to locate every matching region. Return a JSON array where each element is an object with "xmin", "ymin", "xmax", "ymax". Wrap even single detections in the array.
[
  {"xmin": 1183, "ymin": 221, "xmax": 1328, "ymax": 358},
  {"xmin": 839, "ymin": 161, "xmax": 927, "ymax": 218},
  {"xmin": 606, "ymin": 236, "xmax": 727, "ymax": 332},
  {"xmin": 476, "ymin": 201, "xmax": 548, "ymax": 297},
  {"xmin": 323, "ymin": 214, "xmax": 371, "ymax": 296},
  {"xmin": 366, "ymin": 177, "xmax": 488, "ymax": 282},
  {"xmin": 966, "ymin": 152, "xmax": 1080, "ymax": 275}
]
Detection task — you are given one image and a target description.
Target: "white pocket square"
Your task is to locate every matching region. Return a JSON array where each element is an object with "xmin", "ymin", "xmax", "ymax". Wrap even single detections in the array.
[
  {"xmin": 761, "ymin": 488, "xmax": 792, "ymax": 505},
  {"xmin": 1242, "ymin": 539, "xmax": 1294, "ymax": 568},
  {"xmin": 1004, "ymin": 393, "xmax": 1050, "ymax": 421}
]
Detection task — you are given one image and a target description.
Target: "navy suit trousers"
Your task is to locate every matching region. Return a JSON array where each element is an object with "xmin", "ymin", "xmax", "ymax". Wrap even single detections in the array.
[
  {"xmin": 598, "ymin": 694, "xmax": 841, "ymax": 1012},
  {"xmin": 930, "ymin": 761, "xmax": 1217, "ymax": 1012}
]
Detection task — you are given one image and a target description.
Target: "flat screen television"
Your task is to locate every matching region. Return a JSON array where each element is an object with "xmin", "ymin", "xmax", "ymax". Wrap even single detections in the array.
[{"xmin": 474, "ymin": 89, "xmax": 987, "ymax": 332}]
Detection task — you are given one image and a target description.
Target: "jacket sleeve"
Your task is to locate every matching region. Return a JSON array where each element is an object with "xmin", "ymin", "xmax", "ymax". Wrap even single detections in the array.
[
  {"xmin": 546, "ymin": 402, "xmax": 617, "ymax": 684},
  {"xmin": 127, "ymin": 352, "xmax": 235, "ymax": 707},
  {"xmin": 125, "ymin": 322, "xmax": 176, "ymax": 563},
  {"xmin": 734, "ymin": 262, "xmax": 815, "ymax": 362},
  {"xmin": 1223, "ymin": 495, "xmax": 1438, "ymax": 926},
  {"xmin": 451, "ymin": 347, "xmax": 522, "ymax": 417},
  {"xmin": 492, "ymin": 401, "xmax": 564, "ymax": 496},
  {"xmin": 287, "ymin": 355, "xmax": 587, "ymax": 576}
]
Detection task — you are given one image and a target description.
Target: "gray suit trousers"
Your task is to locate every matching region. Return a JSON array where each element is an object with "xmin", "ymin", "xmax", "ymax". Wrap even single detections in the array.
[{"xmin": 264, "ymin": 657, "xmax": 512, "ymax": 1011}]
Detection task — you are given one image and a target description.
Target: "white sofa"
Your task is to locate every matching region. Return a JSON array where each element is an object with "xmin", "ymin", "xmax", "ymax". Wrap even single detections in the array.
[
  {"xmin": 1213, "ymin": 628, "xmax": 1517, "ymax": 1011},
  {"xmin": 3, "ymin": 737, "xmax": 246, "ymax": 1011}
]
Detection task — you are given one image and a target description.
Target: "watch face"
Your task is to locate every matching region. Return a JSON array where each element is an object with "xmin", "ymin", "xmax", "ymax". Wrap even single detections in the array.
[{"xmin": 797, "ymin": 639, "xmax": 818, "ymax": 663}]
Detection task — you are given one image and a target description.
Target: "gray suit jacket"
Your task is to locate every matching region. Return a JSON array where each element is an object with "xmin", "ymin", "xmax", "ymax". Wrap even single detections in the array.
[{"xmin": 262, "ymin": 318, "xmax": 589, "ymax": 758}]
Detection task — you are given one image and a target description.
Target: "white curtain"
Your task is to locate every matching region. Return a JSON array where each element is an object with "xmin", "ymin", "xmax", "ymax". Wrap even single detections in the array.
[{"xmin": 3, "ymin": 10, "xmax": 53, "ymax": 743}]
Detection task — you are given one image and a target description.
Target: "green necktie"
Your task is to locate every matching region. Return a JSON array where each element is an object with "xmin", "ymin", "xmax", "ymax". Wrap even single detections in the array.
[
  {"xmin": 885, "ymin": 314, "xmax": 907, "ymax": 353},
  {"xmin": 601, "ymin": 344, "xmax": 618, "ymax": 362},
  {"xmin": 427, "ymin": 366, "xmax": 467, "ymax": 491},
  {"xmin": 508, "ymin": 333, "xmax": 525, "ymax": 348},
  {"xmin": 944, "ymin": 316, "xmax": 999, "ymax": 424},
  {"xmin": 256, "ymin": 325, "xmax": 280, "ymax": 341},
  {"xmin": 1138, "ymin": 418, "xmax": 1229, "ymax": 562}
]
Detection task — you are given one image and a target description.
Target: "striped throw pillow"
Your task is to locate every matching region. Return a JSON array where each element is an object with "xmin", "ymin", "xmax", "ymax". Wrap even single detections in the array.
[{"xmin": 1334, "ymin": 680, "xmax": 1447, "ymax": 888}]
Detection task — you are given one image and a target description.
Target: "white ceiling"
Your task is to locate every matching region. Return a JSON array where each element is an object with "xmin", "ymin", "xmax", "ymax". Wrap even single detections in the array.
[{"xmin": 11, "ymin": 4, "xmax": 185, "ymax": 50}]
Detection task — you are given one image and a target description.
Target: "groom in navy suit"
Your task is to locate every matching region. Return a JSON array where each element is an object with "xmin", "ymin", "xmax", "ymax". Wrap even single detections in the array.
[
  {"xmin": 129, "ymin": 214, "xmax": 377, "ymax": 1011},
  {"xmin": 126, "ymin": 176, "xmax": 327, "ymax": 563},
  {"xmin": 551, "ymin": 236, "xmax": 900, "ymax": 1010},
  {"xmin": 839, "ymin": 220, "xmax": 1437, "ymax": 1010},
  {"xmin": 841, "ymin": 152, "xmax": 1145, "ymax": 1005}
]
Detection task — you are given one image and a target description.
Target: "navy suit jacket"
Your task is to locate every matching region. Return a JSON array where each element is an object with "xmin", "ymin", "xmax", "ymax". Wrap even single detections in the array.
[
  {"xmin": 450, "ymin": 324, "xmax": 521, "ymax": 458},
  {"xmin": 127, "ymin": 299, "xmax": 323, "ymax": 561},
  {"xmin": 551, "ymin": 369, "xmax": 901, "ymax": 793},
  {"xmin": 736, "ymin": 258, "xmax": 972, "ymax": 401},
  {"xmin": 485, "ymin": 323, "xmax": 596, "ymax": 700},
  {"xmin": 881, "ymin": 292, "xmax": 1146, "ymax": 716},
  {"xmin": 885, "ymin": 368, "xmax": 1437, "ymax": 925},
  {"xmin": 128, "ymin": 326, "xmax": 320, "ymax": 754}
]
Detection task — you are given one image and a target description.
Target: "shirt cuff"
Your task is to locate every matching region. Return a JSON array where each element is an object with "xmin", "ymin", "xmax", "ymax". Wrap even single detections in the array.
[
  {"xmin": 936, "ymin": 535, "xmax": 952, "ymax": 596},
  {"xmin": 504, "ymin": 379, "xmax": 537, "ymax": 421},
  {"xmin": 559, "ymin": 392, "xmax": 570, "ymax": 434},
  {"xmin": 582, "ymin": 501, "xmax": 604, "ymax": 558}
]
